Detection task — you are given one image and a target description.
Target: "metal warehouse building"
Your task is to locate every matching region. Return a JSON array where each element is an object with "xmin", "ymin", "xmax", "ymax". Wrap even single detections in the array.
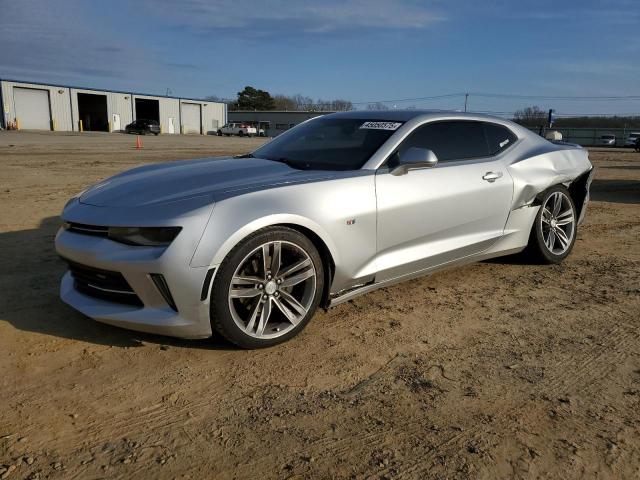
[
  {"xmin": 228, "ymin": 111, "xmax": 331, "ymax": 137},
  {"xmin": 0, "ymin": 79, "xmax": 227, "ymax": 134}
]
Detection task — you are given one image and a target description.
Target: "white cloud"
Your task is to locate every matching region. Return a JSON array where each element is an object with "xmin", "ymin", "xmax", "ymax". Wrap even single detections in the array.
[{"xmin": 146, "ymin": 0, "xmax": 446, "ymax": 34}]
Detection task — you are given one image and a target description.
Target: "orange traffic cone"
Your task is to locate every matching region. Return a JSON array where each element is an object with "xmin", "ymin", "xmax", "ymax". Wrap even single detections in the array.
[{"xmin": 135, "ymin": 136, "xmax": 142, "ymax": 150}]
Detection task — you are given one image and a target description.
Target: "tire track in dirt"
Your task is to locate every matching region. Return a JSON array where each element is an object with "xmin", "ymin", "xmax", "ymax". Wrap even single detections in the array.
[{"xmin": 381, "ymin": 315, "xmax": 640, "ymax": 479}]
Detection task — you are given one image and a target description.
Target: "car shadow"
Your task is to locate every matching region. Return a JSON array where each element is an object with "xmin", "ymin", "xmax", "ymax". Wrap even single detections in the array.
[
  {"xmin": 590, "ymin": 179, "xmax": 640, "ymax": 205},
  {"xmin": 0, "ymin": 216, "xmax": 235, "ymax": 350}
]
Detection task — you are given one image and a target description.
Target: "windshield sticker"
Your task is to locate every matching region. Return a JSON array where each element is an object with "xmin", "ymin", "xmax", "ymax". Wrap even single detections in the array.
[
  {"xmin": 499, "ymin": 139, "xmax": 510, "ymax": 148},
  {"xmin": 359, "ymin": 121, "xmax": 403, "ymax": 131}
]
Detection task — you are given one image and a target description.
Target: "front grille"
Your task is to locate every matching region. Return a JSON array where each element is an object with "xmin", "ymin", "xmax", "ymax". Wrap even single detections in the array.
[
  {"xmin": 67, "ymin": 260, "xmax": 143, "ymax": 307},
  {"xmin": 66, "ymin": 222, "xmax": 109, "ymax": 238}
]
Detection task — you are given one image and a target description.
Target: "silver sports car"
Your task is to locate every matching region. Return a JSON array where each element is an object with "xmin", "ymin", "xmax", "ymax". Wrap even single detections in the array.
[{"xmin": 56, "ymin": 111, "xmax": 593, "ymax": 348}]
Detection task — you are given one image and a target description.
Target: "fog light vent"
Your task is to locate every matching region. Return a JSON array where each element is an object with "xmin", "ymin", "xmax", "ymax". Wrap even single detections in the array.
[{"xmin": 150, "ymin": 274, "xmax": 177, "ymax": 311}]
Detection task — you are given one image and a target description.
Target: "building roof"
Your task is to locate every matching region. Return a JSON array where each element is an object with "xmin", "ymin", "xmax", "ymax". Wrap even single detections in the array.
[
  {"xmin": 0, "ymin": 77, "xmax": 224, "ymax": 104},
  {"xmin": 230, "ymin": 110, "xmax": 333, "ymax": 114}
]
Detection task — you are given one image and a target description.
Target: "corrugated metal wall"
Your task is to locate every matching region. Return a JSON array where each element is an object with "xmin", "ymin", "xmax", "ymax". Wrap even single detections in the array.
[
  {"xmin": 1, "ymin": 79, "xmax": 226, "ymax": 134},
  {"xmin": 1, "ymin": 80, "xmax": 73, "ymax": 131},
  {"xmin": 229, "ymin": 111, "xmax": 328, "ymax": 136},
  {"xmin": 70, "ymin": 88, "xmax": 133, "ymax": 132},
  {"xmin": 132, "ymin": 94, "xmax": 181, "ymax": 134},
  {"xmin": 202, "ymin": 102, "xmax": 225, "ymax": 134}
]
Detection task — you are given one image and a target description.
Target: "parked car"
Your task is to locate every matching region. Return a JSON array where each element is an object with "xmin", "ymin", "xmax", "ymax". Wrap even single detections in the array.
[
  {"xmin": 125, "ymin": 119, "xmax": 160, "ymax": 135},
  {"xmin": 625, "ymin": 132, "xmax": 640, "ymax": 147},
  {"xmin": 217, "ymin": 123, "xmax": 257, "ymax": 137},
  {"xmin": 599, "ymin": 134, "xmax": 616, "ymax": 146},
  {"xmin": 56, "ymin": 111, "xmax": 593, "ymax": 348}
]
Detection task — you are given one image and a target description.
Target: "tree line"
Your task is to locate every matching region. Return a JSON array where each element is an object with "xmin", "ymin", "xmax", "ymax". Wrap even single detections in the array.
[
  {"xmin": 207, "ymin": 88, "xmax": 640, "ymax": 128},
  {"xmin": 207, "ymin": 86, "xmax": 353, "ymax": 112},
  {"xmin": 513, "ymin": 106, "xmax": 640, "ymax": 129}
]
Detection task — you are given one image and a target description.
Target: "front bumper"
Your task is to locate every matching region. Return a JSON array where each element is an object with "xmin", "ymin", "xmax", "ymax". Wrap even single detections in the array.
[
  {"xmin": 56, "ymin": 228, "xmax": 213, "ymax": 338},
  {"xmin": 55, "ymin": 198, "xmax": 217, "ymax": 339}
]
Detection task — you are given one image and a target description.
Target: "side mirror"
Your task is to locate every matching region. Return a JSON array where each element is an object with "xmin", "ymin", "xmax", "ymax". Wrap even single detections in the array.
[{"xmin": 390, "ymin": 147, "xmax": 438, "ymax": 176}]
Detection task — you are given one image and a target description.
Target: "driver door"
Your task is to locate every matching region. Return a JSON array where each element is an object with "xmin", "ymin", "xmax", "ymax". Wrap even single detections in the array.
[{"xmin": 374, "ymin": 120, "xmax": 514, "ymax": 282}]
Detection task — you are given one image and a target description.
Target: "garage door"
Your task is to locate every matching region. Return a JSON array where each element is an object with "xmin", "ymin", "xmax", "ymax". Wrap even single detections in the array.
[
  {"xmin": 182, "ymin": 103, "xmax": 201, "ymax": 134},
  {"xmin": 14, "ymin": 87, "xmax": 51, "ymax": 130}
]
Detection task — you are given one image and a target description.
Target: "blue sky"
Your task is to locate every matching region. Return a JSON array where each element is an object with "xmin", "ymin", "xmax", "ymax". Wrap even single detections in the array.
[{"xmin": 1, "ymin": 0, "xmax": 639, "ymax": 115}]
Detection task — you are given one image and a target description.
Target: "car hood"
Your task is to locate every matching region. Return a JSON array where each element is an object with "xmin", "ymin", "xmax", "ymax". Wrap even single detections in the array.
[{"xmin": 79, "ymin": 157, "xmax": 335, "ymax": 207}]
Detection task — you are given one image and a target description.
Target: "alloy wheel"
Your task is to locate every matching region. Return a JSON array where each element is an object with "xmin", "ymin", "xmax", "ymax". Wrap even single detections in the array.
[
  {"xmin": 228, "ymin": 241, "xmax": 316, "ymax": 339},
  {"xmin": 540, "ymin": 191, "xmax": 575, "ymax": 255}
]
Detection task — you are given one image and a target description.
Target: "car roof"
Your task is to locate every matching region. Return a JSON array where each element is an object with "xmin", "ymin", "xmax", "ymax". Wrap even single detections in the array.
[
  {"xmin": 319, "ymin": 109, "xmax": 532, "ymax": 138},
  {"xmin": 324, "ymin": 109, "xmax": 508, "ymax": 122}
]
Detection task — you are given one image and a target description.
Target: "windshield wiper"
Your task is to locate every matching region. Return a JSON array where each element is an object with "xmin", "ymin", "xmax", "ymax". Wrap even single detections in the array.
[{"xmin": 234, "ymin": 153, "xmax": 254, "ymax": 158}]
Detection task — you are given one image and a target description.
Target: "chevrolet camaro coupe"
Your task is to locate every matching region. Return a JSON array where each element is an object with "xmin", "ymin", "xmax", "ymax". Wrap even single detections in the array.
[{"xmin": 56, "ymin": 111, "xmax": 593, "ymax": 348}]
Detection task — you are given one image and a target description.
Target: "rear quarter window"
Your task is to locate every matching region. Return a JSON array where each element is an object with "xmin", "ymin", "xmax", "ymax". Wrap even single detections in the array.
[{"xmin": 483, "ymin": 122, "xmax": 518, "ymax": 155}]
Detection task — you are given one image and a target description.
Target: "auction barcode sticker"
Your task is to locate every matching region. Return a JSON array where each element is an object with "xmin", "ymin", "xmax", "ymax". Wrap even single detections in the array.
[{"xmin": 359, "ymin": 121, "xmax": 403, "ymax": 130}]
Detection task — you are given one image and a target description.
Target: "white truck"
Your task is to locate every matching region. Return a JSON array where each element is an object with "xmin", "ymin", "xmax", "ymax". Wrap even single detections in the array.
[
  {"xmin": 625, "ymin": 132, "xmax": 640, "ymax": 148},
  {"xmin": 217, "ymin": 122, "xmax": 257, "ymax": 137}
]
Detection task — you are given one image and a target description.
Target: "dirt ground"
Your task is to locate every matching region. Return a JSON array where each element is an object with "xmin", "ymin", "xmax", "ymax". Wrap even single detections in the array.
[{"xmin": 0, "ymin": 131, "xmax": 638, "ymax": 480}]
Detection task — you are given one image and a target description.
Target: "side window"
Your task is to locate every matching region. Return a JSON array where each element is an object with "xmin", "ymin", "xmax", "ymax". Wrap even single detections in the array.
[
  {"xmin": 484, "ymin": 122, "xmax": 517, "ymax": 155},
  {"xmin": 397, "ymin": 121, "xmax": 490, "ymax": 162}
]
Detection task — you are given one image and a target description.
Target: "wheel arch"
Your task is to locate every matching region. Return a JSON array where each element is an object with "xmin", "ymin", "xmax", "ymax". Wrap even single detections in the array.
[
  {"xmin": 530, "ymin": 170, "xmax": 590, "ymax": 222},
  {"xmin": 199, "ymin": 215, "xmax": 339, "ymax": 308},
  {"xmin": 278, "ymin": 223, "xmax": 336, "ymax": 309}
]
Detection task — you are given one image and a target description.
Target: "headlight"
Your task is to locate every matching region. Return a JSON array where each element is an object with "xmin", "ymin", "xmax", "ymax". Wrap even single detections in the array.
[{"xmin": 107, "ymin": 227, "xmax": 182, "ymax": 246}]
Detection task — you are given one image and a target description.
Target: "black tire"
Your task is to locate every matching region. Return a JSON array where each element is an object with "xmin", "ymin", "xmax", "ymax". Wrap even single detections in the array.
[
  {"xmin": 217, "ymin": 130, "xmax": 222, "ymax": 136},
  {"xmin": 524, "ymin": 185, "xmax": 577, "ymax": 264},
  {"xmin": 238, "ymin": 130, "xmax": 244, "ymax": 137},
  {"xmin": 153, "ymin": 132, "xmax": 159, "ymax": 136},
  {"xmin": 210, "ymin": 227, "xmax": 325, "ymax": 349}
]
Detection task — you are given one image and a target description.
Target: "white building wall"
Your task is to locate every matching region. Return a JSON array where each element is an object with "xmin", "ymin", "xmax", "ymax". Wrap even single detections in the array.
[
  {"xmin": 1, "ymin": 79, "xmax": 227, "ymax": 135},
  {"xmin": 133, "ymin": 94, "xmax": 180, "ymax": 134},
  {"xmin": 1, "ymin": 80, "xmax": 73, "ymax": 131},
  {"xmin": 70, "ymin": 88, "xmax": 133, "ymax": 132},
  {"xmin": 202, "ymin": 102, "xmax": 226, "ymax": 134}
]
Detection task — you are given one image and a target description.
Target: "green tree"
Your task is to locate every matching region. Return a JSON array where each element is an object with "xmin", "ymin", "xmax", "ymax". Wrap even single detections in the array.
[{"xmin": 234, "ymin": 86, "xmax": 275, "ymax": 110}]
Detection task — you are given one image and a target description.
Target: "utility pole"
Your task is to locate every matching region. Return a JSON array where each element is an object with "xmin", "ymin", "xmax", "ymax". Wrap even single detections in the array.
[{"xmin": 464, "ymin": 93, "xmax": 469, "ymax": 112}]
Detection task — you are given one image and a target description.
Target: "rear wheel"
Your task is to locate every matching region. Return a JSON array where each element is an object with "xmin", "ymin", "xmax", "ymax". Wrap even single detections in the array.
[
  {"xmin": 525, "ymin": 185, "xmax": 577, "ymax": 264},
  {"xmin": 238, "ymin": 130, "xmax": 244, "ymax": 137},
  {"xmin": 210, "ymin": 227, "xmax": 324, "ymax": 348}
]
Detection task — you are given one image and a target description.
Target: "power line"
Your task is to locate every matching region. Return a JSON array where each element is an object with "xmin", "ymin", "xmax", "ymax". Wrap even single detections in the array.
[
  {"xmin": 351, "ymin": 93, "xmax": 467, "ymax": 105},
  {"xmin": 353, "ymin": 91, "xmax": 640, "ymax": 106},
  {"xmin": 470, "ymin": 92, "xmax": 640, "ymax": 101}
]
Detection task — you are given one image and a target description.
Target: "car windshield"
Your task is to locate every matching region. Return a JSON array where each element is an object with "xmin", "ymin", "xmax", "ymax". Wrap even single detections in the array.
[
  {"xmin": 252, "ymin": 117, "xmax": 402, "ymax": 171},
  {"xmin": 602, "ymin": 135, "xmax": 615, "ymax": 139}
]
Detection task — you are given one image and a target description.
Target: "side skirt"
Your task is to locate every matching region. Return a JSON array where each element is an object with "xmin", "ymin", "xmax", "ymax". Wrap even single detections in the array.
[{"xmin": 328, "ymin": 246, "xmax": 524, "ymax": 307}]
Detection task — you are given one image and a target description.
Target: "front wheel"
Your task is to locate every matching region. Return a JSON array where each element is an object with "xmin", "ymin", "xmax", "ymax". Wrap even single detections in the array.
[
  {"xmin": 210, "ymin": 227, "xmax": 324, "ymax": 348},
  {"xmin": 525, "ymin": 185, "xmax": 577, "ymax": 264}
]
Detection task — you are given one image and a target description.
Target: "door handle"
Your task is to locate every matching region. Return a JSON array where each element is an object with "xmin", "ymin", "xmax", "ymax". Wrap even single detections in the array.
[{"xmin": 482, "ymin": 171, "xmax": 503, "ymax": 183}]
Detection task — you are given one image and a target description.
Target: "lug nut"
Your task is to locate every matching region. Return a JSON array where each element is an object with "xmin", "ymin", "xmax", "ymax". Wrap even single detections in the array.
[
  {"xmin": 276, "ymin": 279, "xmax": 282, "ymax": 284},
  {"xmin": 274, "ymin": 292, "xmax": 279, "ymax": 297},
  {"xmin": 262, "ymin": 295, "xmax": 268, "ymax": 300},
  {"xmin": 258, "ymin": 284, "xmax": 264, "ymax": 289},
  {"xmin": 267, "ymin": 274, "xmax": 272, "ymax": 280}
]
